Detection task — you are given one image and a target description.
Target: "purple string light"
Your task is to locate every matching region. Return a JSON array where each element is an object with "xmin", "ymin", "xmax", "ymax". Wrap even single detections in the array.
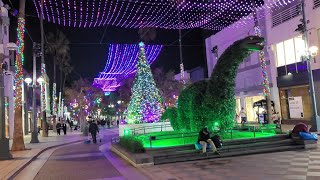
[
  {"xmin": 33, "ymin": 0, "xmax": 297, "ymax": 30},
  {"xmin": 93, "ymin": 44, "xmax": 162, "ymax": 92}
]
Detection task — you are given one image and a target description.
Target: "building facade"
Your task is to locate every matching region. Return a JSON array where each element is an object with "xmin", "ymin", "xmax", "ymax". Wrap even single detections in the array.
[
  {"xmin": 0, "ymin": 3, "xmax": 15, "ymax": 138},
  {"xmin": 265, "ymin": 0, "xmax": 320, "ymax": 124},
  {"xmin": 205, "ymin": 0, "xmax": 320, "ymax": 125},
  {"xmin": 174, "ymin": 67, "xmax": 205, "ymax": 83}
]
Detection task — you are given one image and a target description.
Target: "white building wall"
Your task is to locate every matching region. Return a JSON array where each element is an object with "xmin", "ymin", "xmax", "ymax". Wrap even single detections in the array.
[
  {"xmin": 265, "ymin": 1, "xmax": 320, "ymax": 118},
  {"xmin": 1, "ymin": 5, "xmax": 15, "ymax": 138},
  {"xmin": 265, "ymin": 1, "xmax": 320, "ymax": 70},
  {"xmin": 174, "ymin": 71, "xmax": 190, "ymax": 82}
]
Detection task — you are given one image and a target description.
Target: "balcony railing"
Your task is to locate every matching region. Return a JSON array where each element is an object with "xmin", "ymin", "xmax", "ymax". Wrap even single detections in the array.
[{"xmin": 272, "ymin": 3, "xmax": 302, "ymax": 27}]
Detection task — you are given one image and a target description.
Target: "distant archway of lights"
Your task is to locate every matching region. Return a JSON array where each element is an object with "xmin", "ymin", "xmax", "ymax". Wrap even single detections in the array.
[
  {"xmin": 92, "ymin": 44, "xmax": 162, "ymax": 92},
  {"xmin": 33, "ymin": 0, "xmax": 298, "ymax": 31}
]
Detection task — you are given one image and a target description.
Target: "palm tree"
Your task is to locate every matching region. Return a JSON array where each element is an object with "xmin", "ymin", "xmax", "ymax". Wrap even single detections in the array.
[
  {"xmin": 12, "ymin": 0, "xmax": 26, "ymax": 151},
  {"xmin": 46, "ymin": 31, "xmax": 70, "ymax": 129},
  {"xmin": 60, "ymin": 60, "xmax": 73, "ymax": 95}
]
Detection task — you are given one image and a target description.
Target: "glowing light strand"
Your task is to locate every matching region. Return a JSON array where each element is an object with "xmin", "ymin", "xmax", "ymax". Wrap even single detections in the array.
[
  {"xmin": 126, "ymin": 43, "xmax": 163, "ymax": 124},
  {"xmin": 41, "ymin": 63, "xmax": 47, "ymax": 112},
  {"xmin": 52, "ymin": 83, "xmax": 57, "ymax": 115},
  {"xmin": 32, "ymin": 0, "xmax": 297, "ymax": 30},
  {"xmin": 14, "ymin": 17, "xmax": 25, "ymax": 108},
  {"xmin": 93, "ymin": 44, "xmax": 162, "ymax": 92},
  {"xmin": 254, "ymin": 26, "xmax": 271, "ymax": 96}
]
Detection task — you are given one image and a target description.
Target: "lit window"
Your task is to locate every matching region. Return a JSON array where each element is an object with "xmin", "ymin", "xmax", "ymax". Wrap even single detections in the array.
[
  {"xmin": 276, "ymin": 42, "xmax": 286, "ymax": 67},
  {"xmin": 294, "ymin": 36, "xmax": 306, "ymax": 62},
  {"xmin": 284, "ymin": 39, "xmax": 295, "ymax": 65},
  {"xmin": 275, "ymin": 36, "xmax": 307, "ymax": 67}
]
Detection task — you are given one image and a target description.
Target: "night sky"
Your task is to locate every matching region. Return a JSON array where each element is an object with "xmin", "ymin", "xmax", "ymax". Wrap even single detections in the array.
[{"xmin": 5, "ymin": 0, "xmax": 211, "ymax": 89}]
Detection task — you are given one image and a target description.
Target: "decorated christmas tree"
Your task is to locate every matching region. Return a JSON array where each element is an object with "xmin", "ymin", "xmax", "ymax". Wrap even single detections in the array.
[{"xmin": 126, "ymin": 42, "xmax": 163, "ymax": 124}]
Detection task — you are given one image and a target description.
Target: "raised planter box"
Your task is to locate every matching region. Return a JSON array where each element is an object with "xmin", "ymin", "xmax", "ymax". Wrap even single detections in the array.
[
  {"xmin": 294, "ymin": 139, "xmax": 318, "ymax": 150},
  {"xmin": 110, "ymin": 144, "xmax": 154, "ymax": 167}
]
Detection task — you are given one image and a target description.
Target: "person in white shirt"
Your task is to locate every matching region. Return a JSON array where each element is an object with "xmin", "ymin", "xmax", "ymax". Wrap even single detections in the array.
[{"xmin": 240, "ymin": 107, "xmax": 247, "ymax": 124}]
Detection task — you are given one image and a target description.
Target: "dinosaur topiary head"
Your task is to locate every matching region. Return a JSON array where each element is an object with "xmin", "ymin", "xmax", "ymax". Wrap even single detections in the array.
[{"xmin": 238, "ymin": 36, "xmax": 265, "ymax": 51}]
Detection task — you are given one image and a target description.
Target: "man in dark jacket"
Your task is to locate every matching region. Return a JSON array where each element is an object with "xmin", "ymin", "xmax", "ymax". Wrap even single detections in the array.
[
  {"xmin": 62, "ymin": 122, "xmax": 67, "ymax": 135},
  {"xmin": 56, "ymin": 121, "xmax": 61, "ymax": 135},
  {"xmin": 198, "ymin": 127, "xmax": 219, "ymax": 154},
  {"xmin": 89, "ymin": 120, "xmax": 99, "ymax": 144}
]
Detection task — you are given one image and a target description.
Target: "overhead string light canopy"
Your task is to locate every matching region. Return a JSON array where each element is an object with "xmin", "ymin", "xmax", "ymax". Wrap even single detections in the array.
[
  {"xmin": 32, "ymin": 0, "xmax": 297, "ymax": 31},
  {"xmin": 92, "ymin": 43, "xmax": 162, "ymax": 92}
]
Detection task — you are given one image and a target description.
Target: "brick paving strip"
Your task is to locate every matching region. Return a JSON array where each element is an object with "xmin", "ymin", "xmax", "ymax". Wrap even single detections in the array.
[{"xmin": 0, "ymin": 131, "xmax": 86, "ymax": 180}]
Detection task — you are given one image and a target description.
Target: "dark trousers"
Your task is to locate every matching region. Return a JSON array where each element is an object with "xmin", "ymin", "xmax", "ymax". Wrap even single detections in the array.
[
  {"xmin": 91, "ymin": 133, "xmax": 97, "ymax": 144},
  {"xmin": 63, "ymin": 129, "xmax": 67, "ymax": 135},
  {"xmin": 57, "ymin": 129, "xmax": 61, "ymax": 135}
]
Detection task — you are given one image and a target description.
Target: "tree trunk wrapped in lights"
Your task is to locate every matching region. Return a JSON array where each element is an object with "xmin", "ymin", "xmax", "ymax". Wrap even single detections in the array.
[
  {"xmin": 126, "ymin": 42, "xmax": 163, "ymax": 124},
  {"xmin": 12, "ymin": 0, "xmax": 26, "ymax": 151}
]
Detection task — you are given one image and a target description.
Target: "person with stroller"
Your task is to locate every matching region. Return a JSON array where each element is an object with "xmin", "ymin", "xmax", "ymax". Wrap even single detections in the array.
[
  {"xmin": 89, "ymin": 120, "xmax": 99, "ymax": 144},
  {"xmin": 198, "ymin": 127, "xmax": 220, "ymax": 155}
]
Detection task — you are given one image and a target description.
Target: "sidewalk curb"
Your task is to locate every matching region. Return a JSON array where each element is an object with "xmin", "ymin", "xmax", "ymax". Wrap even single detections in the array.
[{"xmin": 7, "ymin": 139, "xmax": 84, "ymax": 180}]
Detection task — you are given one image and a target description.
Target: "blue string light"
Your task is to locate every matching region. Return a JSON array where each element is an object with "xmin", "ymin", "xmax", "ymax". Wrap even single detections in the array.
[{"xmin": 93, "ymin": 43, "xmax": 162, "ymax": 92}]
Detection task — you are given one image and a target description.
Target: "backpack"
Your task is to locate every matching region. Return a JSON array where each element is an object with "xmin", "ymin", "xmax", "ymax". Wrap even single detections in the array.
[{"xmin": 211, "ymin": 135, "xmax": 222, "ymax": 148}]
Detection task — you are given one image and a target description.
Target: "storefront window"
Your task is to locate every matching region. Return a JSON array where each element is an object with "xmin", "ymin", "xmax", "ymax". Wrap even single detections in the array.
[
  {"xmin": 279, "ymin": 86, "xmax": 312, "ymax": 120},
  {"xmin": 244, "ymin": 96, "xmax": 265, "ymax": 122}
]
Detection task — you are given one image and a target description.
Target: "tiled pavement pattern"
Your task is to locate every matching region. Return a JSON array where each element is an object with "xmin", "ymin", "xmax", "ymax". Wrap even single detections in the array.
[
  {"xmin": 34, "ymin": 142, "xmax": 123, "ymax": 180},
  {"xmin": 142, "ymin": 142, "xmax": 320, "ymax": 180},
  {"xmin": 0, "ymin": 131, "xmax": 84, "ymax": 180}
]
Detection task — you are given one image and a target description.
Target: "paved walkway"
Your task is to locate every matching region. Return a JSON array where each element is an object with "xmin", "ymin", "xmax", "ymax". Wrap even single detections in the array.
[
  {"xmin": 140, "ymin": 142, "xmax": 320, "ymax": 180},
  {"xmin": 0, "ymin": 130, "xmax": 85, "ymax": 180},
  {"xmin": 14, "ymin": 128, "xmax": 148, "ymax": 180}
]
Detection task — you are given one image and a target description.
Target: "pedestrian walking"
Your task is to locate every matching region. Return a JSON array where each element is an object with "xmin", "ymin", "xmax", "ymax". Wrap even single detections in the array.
[
  {"xmin": 70, "ymin": 120, "xmax": 74, "ymax": 131},
  {"xmin": 240, "ymin": 107, "xmax": 247, "ymax": 124},
  {"xmin": 37, "ymin": 126, "xmax": 41, "ymax": 134},
  {"xmin": 89, "ymin": 120, "xmax": 99, "ymax": 144},
  {"xmin": 62, "ymin": 122, "xmax": 67, "ymax": 135},
  {"xmin": 56, "ymin": 121, "xmax": 62, "ymax": 135}
]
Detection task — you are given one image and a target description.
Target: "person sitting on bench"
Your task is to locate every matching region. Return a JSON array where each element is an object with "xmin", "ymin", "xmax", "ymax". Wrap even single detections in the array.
[{"xmin": 198, "ymin": 127, "xmax": 220, "ymax": 155}]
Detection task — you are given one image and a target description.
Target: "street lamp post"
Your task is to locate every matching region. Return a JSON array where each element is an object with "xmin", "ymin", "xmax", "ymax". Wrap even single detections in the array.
[
  {"xmin": 29, "ymin": 42, "xmax": 41, "ymax": 143},
  {"xmin": 300, "ymin": 0, "xmax": 320, "ymax": 131},
  {"xmin": 0, "ymin": 42, "xmax": 17, "ymax": 160}
]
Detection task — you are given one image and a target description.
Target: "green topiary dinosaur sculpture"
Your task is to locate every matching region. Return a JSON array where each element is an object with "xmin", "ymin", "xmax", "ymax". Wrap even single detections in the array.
[{"xmin": 162, "ymin": 36, "xmax": 265, "ymax": 132}]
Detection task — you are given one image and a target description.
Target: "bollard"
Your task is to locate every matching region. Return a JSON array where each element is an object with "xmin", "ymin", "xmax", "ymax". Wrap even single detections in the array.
[{"xmin": 253, "ymin": 126, "xmax": 256, "ymax": 138}]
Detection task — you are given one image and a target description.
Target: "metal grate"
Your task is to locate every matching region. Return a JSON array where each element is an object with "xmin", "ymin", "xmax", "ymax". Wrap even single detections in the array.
[
  {"xmin": 315, "ymin": 0, "xmax": 320, "ymax": 9},
  {"xmin": 272, "ymin": 3, "xmax": 302, "ymax": 27}
]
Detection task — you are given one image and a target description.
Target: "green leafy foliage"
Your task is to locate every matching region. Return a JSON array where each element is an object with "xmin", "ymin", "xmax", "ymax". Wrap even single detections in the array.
[
  {"xmin": 161, "ymin": 107, "xmax": 179, "ymax": 130},
  {"xmin": 177, "ymin": 80, "xmax": 207, "ymax": 132},
  {"xmin": 119, "ymin": 136, "xmax": 145, "ymax": 153},
  {"xmin": 170, "ymin": 36, "xmax": 261, "ymax": 133}
]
